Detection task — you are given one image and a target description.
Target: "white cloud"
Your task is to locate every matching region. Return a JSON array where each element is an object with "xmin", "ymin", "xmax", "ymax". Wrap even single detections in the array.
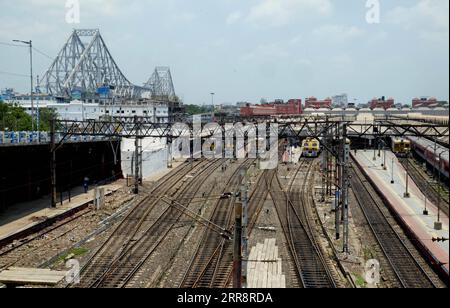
[
  {"xmin": 171, "ymin": 12, "xmax": 196, "ymax": 23},
  {"xmin": 312, "ymin": 25, "xmax": 365, "ymax": 41},
  {"xmin": 289, "ymin": 35, "xmax": 303, "ymax": 45},
  {"xmin": 11, "ymin": 0, "xmax": 155, "ymax": 18},
  {"xmin": 387, "ymin": 0, "xmax": 449, "ymax": 43},
  {"xmin": 245, "ymin": 0, "xmax": 332, "ymax": 27},
  {"xmin": 226, "ymin": 11, "xmax": 242, "ymax": 25},
  {"xmin": 242, "ymin": 43, "xmax": 290, "ymax": 62}
]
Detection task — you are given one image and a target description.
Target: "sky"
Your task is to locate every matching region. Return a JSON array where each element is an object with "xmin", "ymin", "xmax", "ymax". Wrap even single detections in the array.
[{"xmin": 0, "ymin": 0, "xmax": 448, "ymax": 105}]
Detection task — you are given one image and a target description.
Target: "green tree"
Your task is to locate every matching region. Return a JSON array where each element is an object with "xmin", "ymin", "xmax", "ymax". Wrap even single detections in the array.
[
  {"xmin": 0, "ymin": 101, "xmax": 7, "ymax": 130},
  {"xmin": 0, "ymin": 101, "xmax": 58, "ymax": 132},
  {"xmin": 0, "ymin": 101, "xmax": 32, "ymax": 131},
  {"xmin": 38, "ymin": 108, "xmax": 58, "ymax": 131},
  {"xmin": 185, "ymin": 104, "xmax": 210, "ymax": 115}
]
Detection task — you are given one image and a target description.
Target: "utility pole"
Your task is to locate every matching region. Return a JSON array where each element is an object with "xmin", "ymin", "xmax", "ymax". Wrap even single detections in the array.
[
  {"xmin": 435, "ymin": 150, "xmax": 447, "ymax": 230},
  {"xmin": 139, "ymin": 139, "xmax": 143, "ymax": 184},
  {"xmin": 240, "ymin": 169, "xmax": 249, "ymax": 289},
  {"xmin": 133, "ymin": 116, "xmax": 140, "ymax": 194},
  {"xmin": 50, "ymin": 117, "xmax": 57, "ymax": 208},
  {"xmin": 433, "ymin": 138, "xmax": 437, "ymax": 182},
  {"xmin": 342, "ymin": 123, "xmax": 350, "ymax": 254},
  {"xmin": 233, "ymin": 200, "xmax": 243, "ymax": 289},
  {"xmin": 325, "ymin": 117, "xmax": 330, "ymax": 197},
  {"xmin": 335, "ymin": 123, "xmax": 343, "ymax": 241},
  {"xmin": 321, "ymin": 144, "xmax": 326, "ymax": 203}
]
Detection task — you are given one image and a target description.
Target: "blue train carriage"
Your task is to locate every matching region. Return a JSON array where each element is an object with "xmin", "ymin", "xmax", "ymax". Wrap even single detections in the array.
[
  {"xmin": 391, "ymin": 137, "xmax": 411, "ymax": 157},
  {"xmin": 302, "ymin": 138, "xmax": 321, "ymax": 158}
]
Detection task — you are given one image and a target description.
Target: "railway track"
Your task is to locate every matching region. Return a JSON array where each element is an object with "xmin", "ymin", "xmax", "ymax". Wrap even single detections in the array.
[
  {"xmin": 179, "ymin": 159, "xmax": 255, "ymax": 288},
  {"xmin": 271, "ymin": 158, "xmax": 336, "ymax": 288},
  {"xmin": 399, "ymin": 158, "xmax": 449, "ymax": 217},
  {"xmin": 89, "ymin": 159, "xmax": 224, "ymax": 288},
  {"xmin": 0, "ymin": 209, "xmax": 90, "ymax": 270},
  {"xmin": 248, "ymin": 169, "xmax": 277, "ymax": 233},
  {"xmin": 73, "ymin": 160, "xmax": 214, "ymax": 288},
  {"xmin": 350, "ymin": 162, "xmax": 438, "ymax": 288}
]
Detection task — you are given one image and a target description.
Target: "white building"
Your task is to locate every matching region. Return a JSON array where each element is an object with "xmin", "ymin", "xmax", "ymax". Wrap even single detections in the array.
[
  {"xmin": 102, "ymin": 100, "xmax": 170, "ymax": 123},
  {"xmin": 5, "ymin": 97, "xmax": 170, "ymax": 123}
]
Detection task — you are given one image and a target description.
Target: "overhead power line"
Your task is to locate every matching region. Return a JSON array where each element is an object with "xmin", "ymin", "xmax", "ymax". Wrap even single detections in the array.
[
  {"xmin": 33, "ymin": 47, "xmax": 54, "ymax": 61},
  {"xmin": 0, "ymin": 70, "xmax": 29, "ymax": 78}
]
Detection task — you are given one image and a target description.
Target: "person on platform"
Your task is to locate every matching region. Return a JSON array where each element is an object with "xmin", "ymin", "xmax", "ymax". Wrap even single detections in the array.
[{"xmin": 83, "ymin": 177, "xmax": 90, "ymax": 193}]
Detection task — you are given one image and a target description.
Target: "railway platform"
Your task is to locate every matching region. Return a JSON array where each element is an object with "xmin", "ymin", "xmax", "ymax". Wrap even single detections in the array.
[
  {"xmin": 352, "ymin": 150, "xmax": 449, "ymax": 273},
  {"xmin": 0, "ymin": 182, "xmax": 123, "ymax": 247}
]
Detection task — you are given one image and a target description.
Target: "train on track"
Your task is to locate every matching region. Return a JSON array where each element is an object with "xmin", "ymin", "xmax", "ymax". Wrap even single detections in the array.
[
  {"xmin": 407, "ymin": 136, "xmax": 449, "ymax": 179},
  {"xmin": 391, "ymin": 138, "xmax": 412, "ymax": 157},
  {"xmin": 301, "ymin": 138, "xmax": 321, "ymax": 158}
]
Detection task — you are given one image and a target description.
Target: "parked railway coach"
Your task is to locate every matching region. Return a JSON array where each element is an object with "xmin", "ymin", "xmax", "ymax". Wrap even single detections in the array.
[
  {"xmin": 392, "ymin": 138, "xmax": 411, "ymax": 157},
  {"xmin": 408, "ymin": 136, "xmax": 449, "ymax": 179},
  {"xmin": 302, "ymin": 138, "xmax": 321, "ymax": 157}
]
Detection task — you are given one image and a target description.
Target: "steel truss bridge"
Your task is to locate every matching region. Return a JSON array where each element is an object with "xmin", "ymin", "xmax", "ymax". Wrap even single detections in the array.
[{"xmin": 39, "ymin": 29, "xmax": 177, "ymax": 101}]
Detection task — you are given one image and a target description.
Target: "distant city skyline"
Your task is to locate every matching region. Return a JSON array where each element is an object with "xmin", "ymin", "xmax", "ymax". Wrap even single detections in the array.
[{"xmin": 0, "ymin": 0, "xmax": 448, "ymax": 105}]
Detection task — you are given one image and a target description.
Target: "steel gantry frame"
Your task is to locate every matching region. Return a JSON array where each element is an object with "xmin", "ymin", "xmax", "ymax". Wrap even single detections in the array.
[
  {"xmin": 53, "ymin": 117, "xmax": 449, "ymax": 156},
  {"xmin": 50, "ymin": 117, "xmax": 449, "ymax": 252}
]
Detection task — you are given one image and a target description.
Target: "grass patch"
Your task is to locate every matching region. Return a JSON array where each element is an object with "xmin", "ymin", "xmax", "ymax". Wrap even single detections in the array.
[
  {"xmin": 59, "ymin": 247, "xmax": 89, "ymax": 261},
  {"xmin": 353, "ymin": 273, "xmax": 366, "ymax": 288}
]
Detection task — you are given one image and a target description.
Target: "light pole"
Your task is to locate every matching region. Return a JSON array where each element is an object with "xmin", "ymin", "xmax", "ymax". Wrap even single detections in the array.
[
  {"xmin": 424, "ymin": 145, "xmax": 434, "ymax": 176},
  {"xmin": 404, "ymin": 153, "xmax": 410, "ymax": 198},
  {"xmin": 423, "ymin": 195, "xmax": 428, "ymax": 216},
  {"xmin": 13, "ymin": 40, "xmax": 35, "ymax": 131},
  {"xmin": 391, "ymin": 158, "xmax": 395, "ymax": 184},
  {"xmin": 210, "ymin": 92, "xmax": 215, "ymax": 122},
  {"xmin": 373, "ymin": 138, "xmax": 377, "ymax": 161},
  {"xmin": 383, "ymin": 141, "xmax": 387, "ymax": 170},
  {"xmin": 378, "ymin": 139, "xmax": 382, "ymax": 157},
  {"xmin": 435, "ymin": 150, "xmax": 448, "ymax": 230},
  {"xmin": 433, "ymin": 138, "xmax": 437, "ymax": 183}
]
